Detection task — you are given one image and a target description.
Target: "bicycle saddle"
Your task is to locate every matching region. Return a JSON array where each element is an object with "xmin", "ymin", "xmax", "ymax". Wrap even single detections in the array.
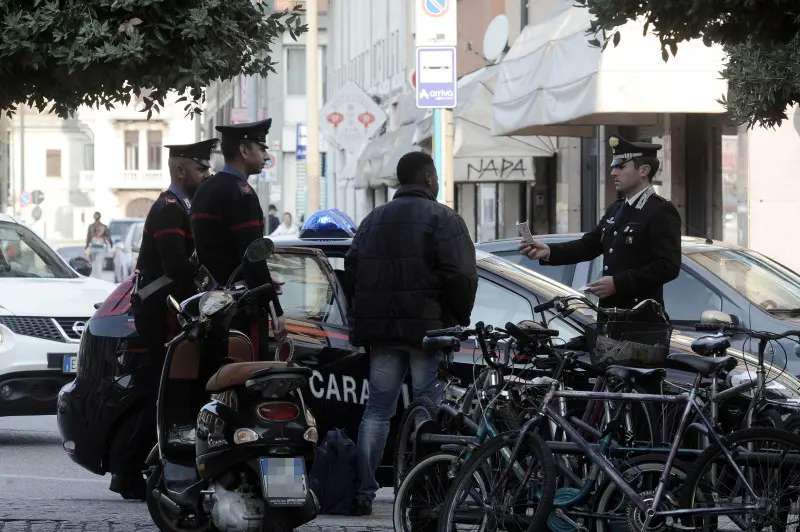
[
  {"xmin": 666, "ymin": 353, "xmax": 737, "ymax": 377},
  {"xmin": 690, "ymin": 336, "xmax": 731, "ymax": 357},
  {"xmin": 605, "ymin": 365, "xmax": 666, "ymax": 384}
]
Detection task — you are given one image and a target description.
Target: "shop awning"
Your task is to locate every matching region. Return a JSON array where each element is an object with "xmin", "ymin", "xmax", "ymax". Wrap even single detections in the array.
[
  {"xmin": 371, "ymin": 123, "xmax": 421, "ymax": 187},
  {"xmin": 491, "ymin": 0, "xmax": 728, "ymax": 137},
  {"xmin": 353, "ymin": 136, "xmax": 383, "ymax": 189},
  {"xmin": 338, "ymin": 144, "xmax": 367, "ymax": 184},
  {"xmin": 414, "ymin": 65, "xmax": 556, "ymax": 157}
]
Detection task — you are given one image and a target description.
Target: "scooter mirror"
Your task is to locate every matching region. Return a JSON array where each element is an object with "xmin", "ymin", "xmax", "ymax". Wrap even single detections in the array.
[{"xmin": 244, "ymin": 238, "xmax": 275, "ymax": 263}]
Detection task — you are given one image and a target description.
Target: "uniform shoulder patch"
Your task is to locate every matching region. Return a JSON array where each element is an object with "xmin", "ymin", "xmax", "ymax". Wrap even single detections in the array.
[
  {"xmin": 239, "ymin": 183, "xmax": 253, "ymax": 195},
  {"xmin": 165, "ymin": 195, "xmax": 177, "ymax": 204}
]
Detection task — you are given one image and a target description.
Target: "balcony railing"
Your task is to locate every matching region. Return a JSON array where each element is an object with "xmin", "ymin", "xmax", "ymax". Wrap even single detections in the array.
[{"xmin": 79, "ymin": 170, "xmax": 169, "ymax": 190}]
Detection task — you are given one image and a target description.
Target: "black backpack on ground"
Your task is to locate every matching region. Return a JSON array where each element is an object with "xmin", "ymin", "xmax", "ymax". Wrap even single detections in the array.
[{"xmin": 308, "ymin": 428, "xmax": 357, "ymax": 515}]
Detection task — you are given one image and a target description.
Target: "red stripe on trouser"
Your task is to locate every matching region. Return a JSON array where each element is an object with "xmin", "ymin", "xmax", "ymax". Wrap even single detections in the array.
[
  {"xmin": 231, "ymin": 220, "xmax": 264, "ymax": 231},
  {"xmin": 154, "ymin": 228, "xmax": 192, "ymax": 238}
]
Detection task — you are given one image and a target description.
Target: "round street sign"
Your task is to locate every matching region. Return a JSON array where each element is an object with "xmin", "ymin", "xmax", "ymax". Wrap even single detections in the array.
[
  {"xmin": 408, "ymin": 70, "xmax": 417, "ymax": 89},
  {"xmin": 19, "ymin": 192, "xmax": 30, "ymax": 207},
  {"xmin": 423, "ymin": 0, "xmax": 449, "ymax": 18},
  {"xmin": 264, "ymin": 154, "xmax": 276, "ymax": 169}
]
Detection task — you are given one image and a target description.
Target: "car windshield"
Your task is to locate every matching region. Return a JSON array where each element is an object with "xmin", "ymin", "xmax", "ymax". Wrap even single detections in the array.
[
  {"xmin": 267, "ymin": 252, "xmax": 342, "ymax": 325},
  {"xmin": 0, "ymin": 224, "xmax": 75, "ymax": 279},
  {"xmin": 688, "ymin": 249, "xmax": 800, "ymax": 312}
]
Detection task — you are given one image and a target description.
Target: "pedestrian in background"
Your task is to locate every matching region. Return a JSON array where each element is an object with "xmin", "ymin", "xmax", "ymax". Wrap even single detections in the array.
[
  {"xmin": 344, "ymin": 151, "xmax": 478, "ymax": 515},
  {"xmin": 84, "ymin": 211, "xmax": 111, "ymax": 278},
  {"xmin": 270, "ymin": 212, "xmax": 299, "ymax": 237},
  {"xmin": 520, "ymin": 135, "xmax": 681, "ymax": 322},
  {"xmin": 267, "ymin": 204, "xmax": 280, "ymax": 235}
]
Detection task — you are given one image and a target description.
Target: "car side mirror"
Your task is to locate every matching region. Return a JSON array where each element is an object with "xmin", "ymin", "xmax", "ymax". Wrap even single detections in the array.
[
  {"xmin": 700, "ymin": 310, "xmax": 740, "ymax": 327},
  {"xmin": 69, "ymin": 256, "xmax": 92, "ymax": 276}
]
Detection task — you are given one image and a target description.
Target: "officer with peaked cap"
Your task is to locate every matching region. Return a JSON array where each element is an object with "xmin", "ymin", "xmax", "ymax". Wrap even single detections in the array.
[
  {"xmin": 108, "ymin": 138, "xmax": 218, "ymax": 500},
  {"xmin": 520, "ymin": 135, "xmax": 681, "ymax": 321},
  {"xmin": 190, "ymin": 119, "xmax": 286, "ymax": 355}
]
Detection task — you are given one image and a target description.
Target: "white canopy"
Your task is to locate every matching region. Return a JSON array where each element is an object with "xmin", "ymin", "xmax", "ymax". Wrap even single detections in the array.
[
  {"xmin": 414, "ymin": 65, "xmax": 556, "ymax": 157},
  {"xmin": 491, "ymin": 0, "xmax": 728, "ymax": 137}
]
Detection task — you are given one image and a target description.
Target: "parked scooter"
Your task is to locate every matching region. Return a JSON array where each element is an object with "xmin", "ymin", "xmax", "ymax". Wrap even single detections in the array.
[{"xmin": 145, "ymin": 238, "xmax": 320, "ymax": 532}]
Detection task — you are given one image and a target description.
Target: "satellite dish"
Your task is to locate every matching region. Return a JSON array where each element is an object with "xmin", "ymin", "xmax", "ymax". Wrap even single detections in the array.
[{"xmin": 483, "ymin": 14, "xmax": 510, "ymax": 64}]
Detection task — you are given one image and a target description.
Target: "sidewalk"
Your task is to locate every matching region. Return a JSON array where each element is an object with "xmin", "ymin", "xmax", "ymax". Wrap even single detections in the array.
[{"xmin": 299, "ymin": 488, "xmax": 393, "ymax": 531}]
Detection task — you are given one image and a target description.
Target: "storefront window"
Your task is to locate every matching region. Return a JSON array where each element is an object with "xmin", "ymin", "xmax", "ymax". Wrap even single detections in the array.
[{"xmin": 721, "ymin": 135, "xmax": 747, "ymax": 246}]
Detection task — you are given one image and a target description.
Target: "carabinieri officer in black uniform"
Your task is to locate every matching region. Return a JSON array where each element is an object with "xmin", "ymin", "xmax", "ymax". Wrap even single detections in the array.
[
  {"xmin": 520, "ymin": 135, "xmax": 681, "ymax": 321},
  {"xmin": 190, "ymin": 119, "xmax": 285, "ymax": 356},
  {"xmin": 109, "ymin": 138, "xmax": 218, "ymax": 500}
]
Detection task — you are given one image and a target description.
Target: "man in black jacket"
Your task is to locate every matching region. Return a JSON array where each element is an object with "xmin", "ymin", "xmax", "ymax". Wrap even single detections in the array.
[{"xmin": 345, "ymin": 151, "xmax": 478, "ymax": 514}]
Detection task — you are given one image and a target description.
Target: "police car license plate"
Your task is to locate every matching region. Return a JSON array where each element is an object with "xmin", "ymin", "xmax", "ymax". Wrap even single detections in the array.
[
  {"xmin": 62, "ymin": 355, "xmax": 77, "ymax": 374},
  {"xmin": 259, "ymin": 457, "xmax": 307, "ymax": 507}
]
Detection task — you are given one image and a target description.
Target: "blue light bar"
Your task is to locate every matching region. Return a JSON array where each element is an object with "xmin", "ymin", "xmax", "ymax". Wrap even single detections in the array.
[
  {"xmin": 299, "ymin": 209, "xmax": 356, "ymax": 239},
  {"xmin": 328, "ymin": 208, "xmax": 358, "ymax": 233}
]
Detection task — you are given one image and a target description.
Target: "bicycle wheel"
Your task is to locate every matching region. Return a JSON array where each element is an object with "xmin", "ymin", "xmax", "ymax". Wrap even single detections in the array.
[
  {"xmin": 393, "ymin": 451, "xmax": 460, "ymax": 532},
  {"xmin": 394, "ymin": 397, "xmax": 440, "ymax": 491},
  {"xmin": 679, "ymin": 427, "xmax": 800, "ymax": 531},
  {"xmin": 437, "ymin": 430, "xmax": 557, "ymax": 532},
  {"xmin": 591, "ymin": 453, "xmax": 693, "ymax": 532}
]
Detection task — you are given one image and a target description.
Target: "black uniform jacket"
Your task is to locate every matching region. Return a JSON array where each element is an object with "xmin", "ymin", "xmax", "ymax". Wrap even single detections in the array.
[
  {"xmin": 134, "ymin": 190, "xmax": 199, "ymax": 316},
  {"xmin": 190, "ymin": 170, "xmax": 283, "ymax": 316},
  {"xmin": 543, "ymin": 189, "xmax": 681, "ymax": 314}
]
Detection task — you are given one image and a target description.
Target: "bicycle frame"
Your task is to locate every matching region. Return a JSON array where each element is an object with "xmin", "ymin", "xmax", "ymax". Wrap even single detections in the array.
[{"xmin": 501, "ymin": 371, "xmax": 768, "ymax": 522}]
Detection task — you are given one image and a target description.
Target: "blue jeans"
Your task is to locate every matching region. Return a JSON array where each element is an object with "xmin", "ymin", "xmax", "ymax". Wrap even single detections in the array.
[{"xmin": 355, "ymin": 345, "xmax": 442, "ymax": 501}]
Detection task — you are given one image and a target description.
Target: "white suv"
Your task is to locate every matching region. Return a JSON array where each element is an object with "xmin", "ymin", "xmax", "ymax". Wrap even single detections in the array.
[{"xmin": 0, "ymin": 214, "xmax": 115, "ymax": 416}]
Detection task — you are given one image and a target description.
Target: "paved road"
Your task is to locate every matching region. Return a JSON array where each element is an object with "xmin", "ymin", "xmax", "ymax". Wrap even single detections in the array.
[{"xmin": 0, "ymin": 416, "xmax": 393, "ymax": 531}]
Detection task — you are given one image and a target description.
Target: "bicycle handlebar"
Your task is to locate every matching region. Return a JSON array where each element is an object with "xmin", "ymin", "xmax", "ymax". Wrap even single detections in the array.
[
  {"xmin": 534, "ymin": 295, "xmax": 667, "ymax": 323},
  {"xmin": 694, "ymin": 323, "xmax": 800, "ymax": 343}
]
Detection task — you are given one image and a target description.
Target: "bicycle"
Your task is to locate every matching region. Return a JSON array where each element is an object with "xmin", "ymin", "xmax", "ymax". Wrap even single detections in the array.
[
  {"xmin": 534, "ymin": 295, "xmax": 672, "ymax": 447},
  {"xmin": 394, "ymin": 322, "xmax": 560, "ymax": 532},
  {"xmin": 437, "ymin": 327, "xmax": 800, "ymax": 531}
]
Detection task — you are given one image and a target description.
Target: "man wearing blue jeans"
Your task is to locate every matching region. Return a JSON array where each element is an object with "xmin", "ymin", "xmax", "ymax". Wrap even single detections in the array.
[{"xmin": 344, "ymin": 152, "xmax": 478, "ymax": 515}]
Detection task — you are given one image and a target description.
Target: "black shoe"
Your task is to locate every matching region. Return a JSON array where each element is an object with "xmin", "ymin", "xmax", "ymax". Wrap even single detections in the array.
[
  {"xmin": 109, "ymin": 473, "xmax": 146, "ymax": 501},
  {"xmin": 352, "ymin": 498, "xmax": 372, "ymax": 516}
]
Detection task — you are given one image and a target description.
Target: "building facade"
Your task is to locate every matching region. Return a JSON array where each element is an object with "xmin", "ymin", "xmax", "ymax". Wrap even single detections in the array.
[
  {"xmin": 326, "ymin": 0, "xmax": 412, "ymax": 221},
  {"xmin": 4, "ymin": 95, "xmax": 195, "ymax": 243},
  {"xmin": 201, "ymin": 0, "xmax": 329, "ymax": 227}
]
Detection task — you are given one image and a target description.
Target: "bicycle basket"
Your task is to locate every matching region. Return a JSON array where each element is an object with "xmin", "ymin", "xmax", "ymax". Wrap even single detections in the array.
[{"xmin": 585, "ymin": 321, "xmax": 672, "ymax": 370}]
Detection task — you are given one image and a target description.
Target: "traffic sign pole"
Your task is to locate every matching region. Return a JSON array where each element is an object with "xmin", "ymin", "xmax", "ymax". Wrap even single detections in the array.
[{"xmin": 415, "ymin": 0, "xmax": 457, "ymax": 207}]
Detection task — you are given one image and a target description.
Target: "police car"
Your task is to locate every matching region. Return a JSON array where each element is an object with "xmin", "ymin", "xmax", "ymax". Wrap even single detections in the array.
[{"xmin": 56, "ymin": 209, "xmax": 800, "ymax": 486}]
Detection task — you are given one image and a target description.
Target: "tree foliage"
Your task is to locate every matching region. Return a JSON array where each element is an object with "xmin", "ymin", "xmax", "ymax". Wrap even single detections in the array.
[
  {"xmin": 0, "ymin": 0, "xmax": 307, "ymax": 119},
  {"xmin": 577, "ymin": 0, "xmax": 800, "ymax": 128}
]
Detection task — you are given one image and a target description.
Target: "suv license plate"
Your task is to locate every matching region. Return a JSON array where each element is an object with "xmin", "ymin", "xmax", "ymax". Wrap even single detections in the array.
[{"xmin": 63, "ymin": 356, "xmax": 77, "ymax": 374}]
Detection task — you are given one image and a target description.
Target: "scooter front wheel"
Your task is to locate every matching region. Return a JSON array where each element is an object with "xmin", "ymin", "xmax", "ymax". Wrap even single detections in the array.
[{"xmin": 146, "ymin": 464, "xmax": 213, "ymax": 532}]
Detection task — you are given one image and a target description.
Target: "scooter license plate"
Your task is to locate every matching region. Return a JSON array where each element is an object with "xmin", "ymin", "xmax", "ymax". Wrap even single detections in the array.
[{"xmin": 259, "ymin": 457, "xmax": 307, "ymax": 507}]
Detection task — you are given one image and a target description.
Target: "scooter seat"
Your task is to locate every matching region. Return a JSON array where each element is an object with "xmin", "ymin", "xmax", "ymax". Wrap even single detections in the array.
[{"xmin": 206, "ymin": 362, "xmax": 292, "ymax": 392}]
